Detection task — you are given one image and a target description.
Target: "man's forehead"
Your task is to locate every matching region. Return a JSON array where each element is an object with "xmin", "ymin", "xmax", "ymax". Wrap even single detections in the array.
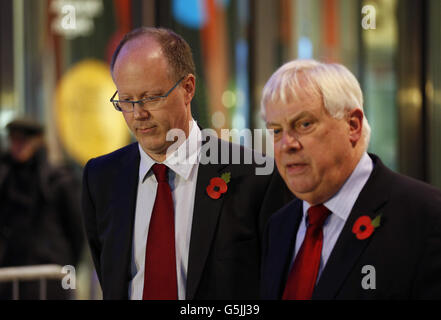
[
  {"xmin": 286, "ymin": 81, "xmax": 321, "ymax": 103},
  {"xmin": 264, "ymin": 92, "xmax": 324, "ymax": 124},
  {"xmin": 269, "ymin": 89, "xmax": 323, "ymax": 110},
  {"xmin": 114, "ymin": 37, "xmax": 163, "ymax": 72},
  {"xmin": 119, "ymin": 37, "xmax": 162, "ymax": 59}
]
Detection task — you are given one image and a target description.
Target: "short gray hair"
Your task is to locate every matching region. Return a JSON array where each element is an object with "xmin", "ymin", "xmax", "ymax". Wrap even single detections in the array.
[{"xmin": 261, "ymin": 59, "xmax": 371, "ymax": 147}]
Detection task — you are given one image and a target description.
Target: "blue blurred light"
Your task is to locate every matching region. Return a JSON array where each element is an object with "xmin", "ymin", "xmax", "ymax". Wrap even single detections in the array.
[
  {"xmin": 298, "ymin": 36, "xmax": 313, "ymax": 59},
  {"xmin": 235, "ymin": 39, "xmax": 250, "ymax": 130},
  {"xmin": 172, "ymin": 0, "xmax": 206, "ymax": 29}
]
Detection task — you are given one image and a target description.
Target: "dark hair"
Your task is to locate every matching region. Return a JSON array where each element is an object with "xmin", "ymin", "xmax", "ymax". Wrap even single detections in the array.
[
  {"xmin": 110, "ymin": 27, "xmax": 196, "ymax": 81},
  {"xmin": 6, "ymin": 118, "xmax": 44, "ymax": 136}
]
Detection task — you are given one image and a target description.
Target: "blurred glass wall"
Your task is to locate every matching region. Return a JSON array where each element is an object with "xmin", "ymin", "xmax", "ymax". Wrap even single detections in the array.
[{"xmin": 252, "ymin": 0, "xmax": 440, "ymax": 186}]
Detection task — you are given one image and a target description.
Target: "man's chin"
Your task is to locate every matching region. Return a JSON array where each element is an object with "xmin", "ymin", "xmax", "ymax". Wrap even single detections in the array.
[
  {"xmin": 139, "ymin": 140, "xmax": 173, "ymax": 157},
  {"xmin": 287, "ymin": 180, "xmax": 317, "ymax": 201}
]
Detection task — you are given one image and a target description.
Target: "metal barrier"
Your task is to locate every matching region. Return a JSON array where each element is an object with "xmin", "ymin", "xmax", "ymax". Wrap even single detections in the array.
[{"xmin": 0, "ymin": 264, "xmax": 65, "ymax": 300}]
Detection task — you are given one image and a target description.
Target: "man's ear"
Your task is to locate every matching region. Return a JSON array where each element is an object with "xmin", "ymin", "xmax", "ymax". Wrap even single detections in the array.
[
  {"xmin": 183, "ymin": 74, "xmax": 196, "ymax": 105},
  {"xmin": 348, "ymin": 108, "xmax": 364, "ymax": 145}
]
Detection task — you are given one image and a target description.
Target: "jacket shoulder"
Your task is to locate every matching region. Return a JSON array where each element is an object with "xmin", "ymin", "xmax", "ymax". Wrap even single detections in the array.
[
  {"xmin": 388, "ymin": 169, "xmax": 441, "ymax": 227},
  {"xmin": 380, "ymin": 161, "xmax": 441, "ymax": 209},
  {"xmin": 85, "ymin": 143, "xmax": 138, "ymax": 170},
  {"xmin": 267, "ymin": 199, "xmax": 301, "ymax": 230},
  {"xmin": 367, "ymin": 155, "xmax": 441, "ymax": 237}
]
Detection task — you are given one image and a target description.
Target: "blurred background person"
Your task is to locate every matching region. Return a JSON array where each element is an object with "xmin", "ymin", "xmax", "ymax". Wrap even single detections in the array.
[{"xmin": 0, "ymin": 118, "xmax": 84, "ymax": 299}]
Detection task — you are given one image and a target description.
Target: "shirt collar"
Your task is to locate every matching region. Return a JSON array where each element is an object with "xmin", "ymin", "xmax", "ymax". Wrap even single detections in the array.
[
  {"xmin": 138, "ymin": 119, "xmax": 201, "ymax": 183},
  {"xmin": 303, "ymin": 152, "xmax": 374, "ymax": 223}
]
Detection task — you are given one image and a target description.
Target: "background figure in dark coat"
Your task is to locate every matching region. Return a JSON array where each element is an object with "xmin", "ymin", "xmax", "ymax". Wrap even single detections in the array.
[{"xmin": 0, "ymin": 118, "xmax": 84, "ymax": 299}]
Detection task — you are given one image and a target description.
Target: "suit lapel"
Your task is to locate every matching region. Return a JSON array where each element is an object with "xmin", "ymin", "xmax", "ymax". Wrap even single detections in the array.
[
  {"xmin": 312, "ymin": 155, "xmax": 390, "ymax": 299},
  {"xmin": 106, "ymin": 143, "xmax": 139, "ymax": 298},
  {"xmin": 0, "ymin": 161, "xmax": 8, "ymax": 191},
  {"xmin": 186, "ymin": 160, "xmax": 228, "ymax": 299},
  {"xmin": 270, "ymin": 200, "xmax": 303, "ymax": 298}
]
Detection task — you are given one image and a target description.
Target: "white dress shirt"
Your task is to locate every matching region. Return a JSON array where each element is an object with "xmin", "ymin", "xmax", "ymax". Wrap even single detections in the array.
[
  {"xmin": 293, "ymin": 152, "xmax": 374, "ymax": 282},
  {"xmin": 129, "ymin": 120, "xmax": 201, "ymax": 300}
]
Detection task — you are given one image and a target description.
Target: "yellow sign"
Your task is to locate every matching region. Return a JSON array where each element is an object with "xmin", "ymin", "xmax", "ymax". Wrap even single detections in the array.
[{"xmin": 54, "ymin": 59, "xmax": 130, "ymax": 165}]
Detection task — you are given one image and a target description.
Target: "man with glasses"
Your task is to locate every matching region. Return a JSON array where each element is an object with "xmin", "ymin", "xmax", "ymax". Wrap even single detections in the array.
[{"xmin": 82, "ymin": 27, "xmax": 292, "ymax": 300}]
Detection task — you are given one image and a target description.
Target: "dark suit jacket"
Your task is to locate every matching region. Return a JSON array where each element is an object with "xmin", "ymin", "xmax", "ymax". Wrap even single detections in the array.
[
  {"xmin": 261, "ymin": 154, "xmax": 441, "ymax": 299},
  {"xmin": 82, "ymin": 138, "xmax": 293, "ymax": 299}
]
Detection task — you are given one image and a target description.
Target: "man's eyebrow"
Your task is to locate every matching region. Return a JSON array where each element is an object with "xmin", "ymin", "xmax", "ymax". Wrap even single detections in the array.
[
  {"xmin": 265, "ymin": 121, "xmax": 280, "ymax": 128},
  {"xmin": 140, "ymin": 89, "xmax": 162, "ymax": 96},
  {"xmin": 118, "ymin": 89, "xmax": 162, "ymax": 99},
  {"xmin": 286, "ymin": 111, "xmax": 314, "ymax": 124},
  {"xmin": 265, "ymin": 111, "xmax": 313, "ymax": 128},
  {"xmin": 117, "ymin": 92, "xmax": 134, "ymax": 99}
]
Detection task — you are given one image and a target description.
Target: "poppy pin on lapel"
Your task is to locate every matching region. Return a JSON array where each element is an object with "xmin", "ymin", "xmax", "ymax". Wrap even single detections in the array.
[
  {"xmin": 352, "ymin": 214, "xmax": 382, "ymax": 240},
  {"xmin": 206, "ymin": 172, "xmax": 231, "ymax": 199}
]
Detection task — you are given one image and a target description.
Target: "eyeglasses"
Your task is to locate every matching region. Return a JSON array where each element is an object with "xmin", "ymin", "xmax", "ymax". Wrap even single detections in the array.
[{"xmin": 110, "ymin": 76, "xmax": 185, "ymax": 112}]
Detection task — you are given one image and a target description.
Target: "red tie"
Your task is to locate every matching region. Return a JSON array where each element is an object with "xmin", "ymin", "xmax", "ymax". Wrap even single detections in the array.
[
  {"xmin": 282, "ymin": 204, "xmax": 330, "ymax": 300},
  {"xmin": 142, "ymin": 164, "xmax": 178, "ymax": 300}
]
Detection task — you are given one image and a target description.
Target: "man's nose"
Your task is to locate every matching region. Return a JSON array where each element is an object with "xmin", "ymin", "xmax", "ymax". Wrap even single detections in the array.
[
  {"xmin": 281, "ymin": 131, "xmax": 301, "ymax": 152},
  {"xmin": 133, "ymin": 102, "xmax": 150, "ymax": 119}
]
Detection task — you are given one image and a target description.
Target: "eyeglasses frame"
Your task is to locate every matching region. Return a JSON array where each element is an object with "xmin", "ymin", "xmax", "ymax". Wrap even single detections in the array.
[{"xmin": 110, "ymin": 76, "xmax": 186, "ymax": 112}]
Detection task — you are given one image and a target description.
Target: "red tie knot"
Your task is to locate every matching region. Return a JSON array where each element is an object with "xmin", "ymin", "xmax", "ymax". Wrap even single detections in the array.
[
  {"xmin": 152, "ymin": 163, "xmax": 169, "ymax": 182},
  {"xmin": 307, "ymin": 204, "xmax": 330, "ymax": 229}
]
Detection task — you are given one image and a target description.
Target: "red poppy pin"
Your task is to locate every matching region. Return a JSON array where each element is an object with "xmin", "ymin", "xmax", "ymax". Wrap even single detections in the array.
[
  {"xmin": 206, "ymin": 172, "xmax": 231, "ymax": 199},
  {"xmin": 352, "ymin": 214, "xmax": 382, "ymax": 240}
]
